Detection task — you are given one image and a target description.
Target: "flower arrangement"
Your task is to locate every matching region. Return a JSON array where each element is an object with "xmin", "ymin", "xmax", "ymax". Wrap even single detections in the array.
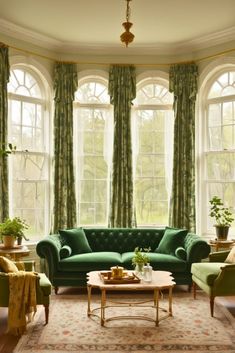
[{"xmin": 132, "ymin": 247, "xmax": 151, "ymax": 267}]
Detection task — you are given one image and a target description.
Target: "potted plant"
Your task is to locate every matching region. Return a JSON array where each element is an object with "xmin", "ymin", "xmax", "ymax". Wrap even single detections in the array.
[
  {"xmin": 132, "ymin": 247, "xmax": 151, "ymax": 276},
  {"xmin": 0, "ymin": 217, "xmax": 29, "ymax": 248},
  {"xmin": 209, "ymin": 196, "xmax": 234, "ymax": 240}
]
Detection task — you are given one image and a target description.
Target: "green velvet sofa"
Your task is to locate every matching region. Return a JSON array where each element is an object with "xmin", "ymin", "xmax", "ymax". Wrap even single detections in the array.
[{"xmin": 36, "ymin": 227, "xmax": 210, "ymax": 293}]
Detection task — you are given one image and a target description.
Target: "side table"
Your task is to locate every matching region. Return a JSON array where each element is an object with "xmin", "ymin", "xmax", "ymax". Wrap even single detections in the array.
[
  {"xmin": 0, "ymin": 244, "xmax": 30, "ymax": 261},
  {"xmin": 208, "ymin": 240, "xmax": 234, "ymax": 252}
]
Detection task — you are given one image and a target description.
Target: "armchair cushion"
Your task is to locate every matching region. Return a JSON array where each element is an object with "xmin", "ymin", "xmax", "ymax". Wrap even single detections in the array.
[
  {"xmin": 0, "ymin": 256, "xmax": 19, "ymax": 273},
  {"xmin": 225, "ymin": 246, "xmax": 235, "ymax": 263},
  {"xmin": 59, "ymin": 228, "xmax": 92, "ymax": 255},
  {"xmin": 191, "ymin": 262, "xmax": 223, "ymax": 285},
  {"xmin": 155, "ymin": 227, "xmax": 188, "ymax": 255}
]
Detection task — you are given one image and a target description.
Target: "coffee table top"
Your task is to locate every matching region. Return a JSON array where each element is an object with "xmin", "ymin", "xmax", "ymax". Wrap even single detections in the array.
[{"xmin": 87, "ymin": 270, "xmax": 175, "ymax": 290}]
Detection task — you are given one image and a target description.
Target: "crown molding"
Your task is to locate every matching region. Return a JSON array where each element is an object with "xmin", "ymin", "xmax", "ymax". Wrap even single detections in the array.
[
  {"xmin": 0, "ymin": 19, "xmax": 61, "ymax": 49},
  {"xmin": 1, "ymin": 18, "xmax": 235, "ymax": 56}
]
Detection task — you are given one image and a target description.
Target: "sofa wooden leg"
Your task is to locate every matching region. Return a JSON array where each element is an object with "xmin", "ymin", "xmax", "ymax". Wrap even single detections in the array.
[
  {"xmin": 210, "ymin": 296, "xmax": 214, "ymax": 317},
  {"xmin": 54, "ymin": 286, "xmax": 58, "ymax": 295},
  {"xmin": 44, "ymin": 304, "xmax": 49, "ymax": 324},
  {"xmin": 188, "ymin": 284, "xmax": 192, "ymax": 292},
  {"xmin": 192, "ymin": 281, "xmax": 197, "ymax": 299}
]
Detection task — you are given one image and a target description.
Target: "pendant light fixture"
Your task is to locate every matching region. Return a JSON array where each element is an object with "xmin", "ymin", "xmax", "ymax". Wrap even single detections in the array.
[{"xmin": 120, "ymin": 0, "xmax": 135, "ymax": 47}]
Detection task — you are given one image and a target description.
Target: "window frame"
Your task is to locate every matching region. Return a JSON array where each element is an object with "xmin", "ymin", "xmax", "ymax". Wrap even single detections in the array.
[
  {"xmin": 7, "ymin": 58, "xmax": 52, "ymax": 240},
  {"xmin": 74, "ymin": 72, "xmax": 113, "ymax": 227},
  {"xmin": 133, "ymin": 73, "xmax": 174, "ymax": 227},
  {"xmin": 198, "ymin": 61, "xmax": 235, "ymax": 237}
]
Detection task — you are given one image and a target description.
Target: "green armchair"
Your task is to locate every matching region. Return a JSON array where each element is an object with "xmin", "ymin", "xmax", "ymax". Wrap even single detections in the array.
[
  {"xmin": 0, "ymin": 260, "xmax": 52, "ymax": 324},
  {"xmin": 191, "ymin": 250, "xmax": 235, "ymax": 316}
]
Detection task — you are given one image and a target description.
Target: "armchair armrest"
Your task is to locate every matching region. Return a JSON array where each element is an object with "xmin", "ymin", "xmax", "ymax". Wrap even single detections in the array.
[
  {"xmin": 213, "ymin": 263, "xmax": 235, "ymax": 295},
  {"xmin": 209, "ymin": 250, "xmax": 230, "ymax": 263}
]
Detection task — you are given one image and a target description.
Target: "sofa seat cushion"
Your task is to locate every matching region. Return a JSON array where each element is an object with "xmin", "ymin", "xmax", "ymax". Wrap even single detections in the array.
[
  {"xmin": 58, "ymin": 252, "xmax": 122, "ymax": 272},
  {"xmin": 121, "ymin": 252, "xmax": 187, "ymax": 272},
  {"xmin": 191, "ymin": 262, "xmax": 224, "ymax": 286}
]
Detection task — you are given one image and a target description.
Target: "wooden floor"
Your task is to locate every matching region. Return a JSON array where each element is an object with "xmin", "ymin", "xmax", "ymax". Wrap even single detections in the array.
[{"xmin": 0, "ymin": 286, "xmax": 235, "ymax": 353}]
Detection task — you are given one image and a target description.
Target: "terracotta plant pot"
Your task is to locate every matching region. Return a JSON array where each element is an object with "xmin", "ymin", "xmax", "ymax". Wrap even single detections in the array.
[{"xmin": 2, "ymin": 235, "xmax": 16, "ymax": 248}]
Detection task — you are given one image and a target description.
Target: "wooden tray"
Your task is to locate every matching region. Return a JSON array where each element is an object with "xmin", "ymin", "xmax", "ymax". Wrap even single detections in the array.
[{"xmin": 99, "ymin": 271, "xmax": 140, "ymax": 284}]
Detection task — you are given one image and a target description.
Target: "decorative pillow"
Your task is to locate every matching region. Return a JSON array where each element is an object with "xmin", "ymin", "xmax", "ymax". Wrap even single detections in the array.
[
  {"xmin": 0, "ymin": 256, "xmax": 19, "ymax": 273},
  {"xmin": 60, "ymin": 245, "xmax": 72, "ymax": 259},
  {"xmin": 59, "ymin": 228, "xmax": 92, "ymax": 255},
  {"xmin": 175, "ymin": 246, "xmax": 187, "ymax": 261},
  {"xmin": 155, "ymin": 227, "xmax": 188, "ymax": 256},
  {"xmin": 225, "ymin": 246, "xmax": 235, "ymax": 263}
]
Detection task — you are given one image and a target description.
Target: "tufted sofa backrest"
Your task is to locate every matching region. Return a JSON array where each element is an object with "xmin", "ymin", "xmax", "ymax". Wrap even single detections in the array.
[{"xmin": 83, "ymin": 228, "xmax": 165, "ymax": 253}]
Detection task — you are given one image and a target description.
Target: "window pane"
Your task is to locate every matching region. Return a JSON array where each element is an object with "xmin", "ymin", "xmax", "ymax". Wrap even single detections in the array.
[
  {"xmin": 76, "ymin": 81, "xmax": 111, "ymax": 226},
  {"xmin": 206, "ymin": 153, "xmax": 235, "ymax": 180},
  {"xmin": 134, "ymin": 80, "xmax": 173, "ymax": 226},
  {"xmin": 75, "ymin": 81, "xmax": 109, "ymax": 104},
  {"xmin": 223, "ymin": 126, "xmax": 235, "ymax": 149},
  {"xmin": 208, "ymin": 104, "xmax": 221, "ymax": 126},
  {"xmin": 12, "ymin": 154, "xmax": 47, "ymax": 180},
  {"xmin": 13, "ymin": 182, "xmax": 46, "ymax": 239},
  {"xmin": 204, "ymin": 70, "xmax": 235, "ymax": 236},
  {"xmin": 8, "ymin": 67, "xmax": 48, "ymax": 239},
  {"xmin": 136, "ymin": 83, "xmax": 173, "ymax": 105},
  {"xmin": 208, "ymin": 127, "xmax": 221, "ymax": 150},
  {"xmin": 9, "ymin": 69, "xmax": 42, "ymax": 98}
]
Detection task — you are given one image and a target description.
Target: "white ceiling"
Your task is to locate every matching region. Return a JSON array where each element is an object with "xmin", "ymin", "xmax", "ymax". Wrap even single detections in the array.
[{"xmin": 0, "ymin": 0, "xmax": 235, "ymax": 55}]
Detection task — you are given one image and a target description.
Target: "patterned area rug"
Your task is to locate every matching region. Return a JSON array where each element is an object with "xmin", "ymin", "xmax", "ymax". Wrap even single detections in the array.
[{"xmin": 14, "ymin": 291, "xmax": 235, "ymax": 353}]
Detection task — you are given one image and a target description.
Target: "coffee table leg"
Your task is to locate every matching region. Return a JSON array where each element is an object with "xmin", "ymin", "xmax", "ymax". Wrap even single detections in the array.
[
  {"xmin": 154, "ymin": 289, "xmax": 159, "ymax": 326},
  {"xmin": 87, "ymin": 285, "xmax": 92, "ymax": 316},
  {"xmin": 169, "ymin": 286, "xmax": 173, "ymax": 316},
  {"xmin": 101, "ymin": 288, "xmax": 106, "ymax": 326}
]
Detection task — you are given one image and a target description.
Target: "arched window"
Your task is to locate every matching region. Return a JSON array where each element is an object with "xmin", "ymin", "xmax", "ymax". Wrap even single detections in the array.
[
  {"xmin": 74, "ymin": 76, "xmax": 113, "ymax": 225},
  {"xmin": 133, "ymin": 76, "xmax": 174, "ymax": 226},
  {"xmin": 200, "ymin": 69, "xmax": 235, "ymax": 236},
  {"xmin": 8, "ymin": 65, "xmax": 50, "ymax": 239}
]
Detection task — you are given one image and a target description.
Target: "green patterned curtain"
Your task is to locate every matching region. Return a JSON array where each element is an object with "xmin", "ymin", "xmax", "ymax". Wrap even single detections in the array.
[
  {"xmin": 0, "ymin": 44, "xmax": 10, "ymax": 222},
  {"xmin": 53, "ymin": 62, "xmax": 78, "ymax": 233},
  {"xmin": 108, "ymin": 65, "xmax": 136, "ymax": 227},
  {"xmin": 169, "ymin": 63, "xmax": 198, "ymax": 232}
]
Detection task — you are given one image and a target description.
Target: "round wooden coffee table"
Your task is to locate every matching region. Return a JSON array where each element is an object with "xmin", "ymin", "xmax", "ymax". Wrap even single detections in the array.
[{"xmin": 87, "ymin": 270, "xmax": 175, "ymax": 326}]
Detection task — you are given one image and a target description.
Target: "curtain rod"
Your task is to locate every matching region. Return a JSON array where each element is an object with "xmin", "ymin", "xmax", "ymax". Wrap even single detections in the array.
[{"xmin": 4, "ymin": 42, "xmax": 235, "ymax": 67}]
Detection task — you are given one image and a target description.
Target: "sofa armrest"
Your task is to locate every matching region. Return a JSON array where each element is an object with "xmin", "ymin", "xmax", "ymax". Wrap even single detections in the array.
[
  {"xmin": 184, "ymin": 233, "xmax": 211, "ymax": 262},
  {"xmin": 36, "ymin": 234, "xmax": 62, "ymax": 282},
  {"xmin": 209, "ymin": 250, "xmax": 230, "ymax": 263}
]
